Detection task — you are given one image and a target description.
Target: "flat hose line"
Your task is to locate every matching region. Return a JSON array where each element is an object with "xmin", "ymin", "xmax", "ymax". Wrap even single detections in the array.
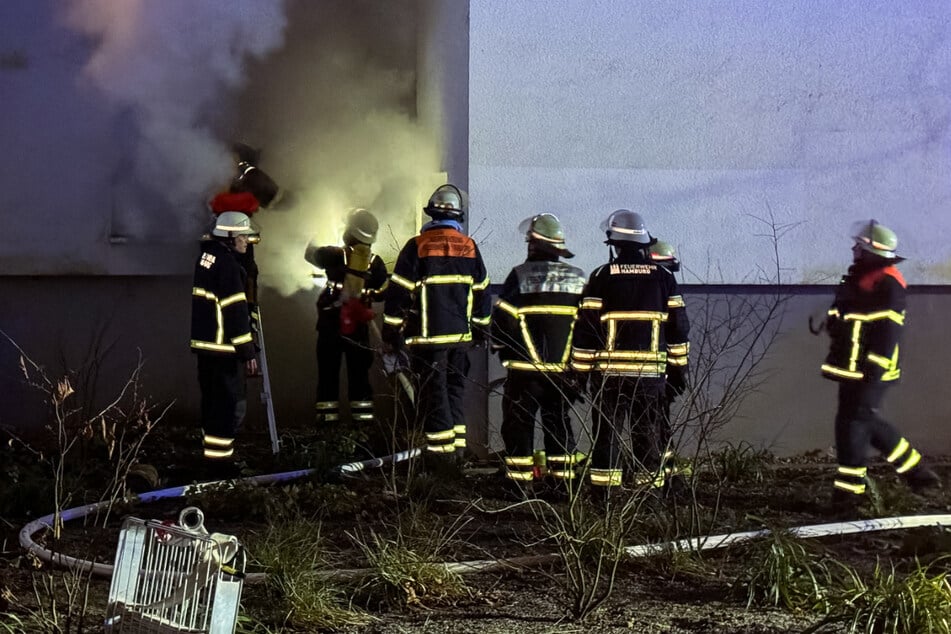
[{"xmin": 19, "ymin": 451, "xmax": 951, "ymax": 582}]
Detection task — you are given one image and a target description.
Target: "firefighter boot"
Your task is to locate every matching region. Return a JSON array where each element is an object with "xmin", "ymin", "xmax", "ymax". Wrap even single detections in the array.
[
  {"xmin": 903, "ymin": 465, "xmax": 942, "ymax": 494},
  {"xmin": 828, "ymin": 489, "xmax": 864, "ymax": 519}
]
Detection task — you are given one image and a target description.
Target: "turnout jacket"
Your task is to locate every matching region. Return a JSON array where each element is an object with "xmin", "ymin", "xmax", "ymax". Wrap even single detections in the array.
[
  {"xmin": 383, "ymin": 223, "xmax": 490, "ymax": 348},
  {"xmin": 572, "ymin": 249, "xmax": 689, "ymax": 382},
  {"xmin": 190, "ymin": 239, "xmax": 256, "ymax": 361},
  {"xmin": 304, "ymin": 244, "xmax": 389, "ymax": 334},
  {"xmin": 491, "ymin": 256, "xmax": 587, "ymax": 372},
  {"xmin": 821, "ymin": 262, "xmax": 905, "ymax": 383}
]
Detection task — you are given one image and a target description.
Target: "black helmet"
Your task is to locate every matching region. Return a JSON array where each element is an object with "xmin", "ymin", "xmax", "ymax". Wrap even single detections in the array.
[{"xmin": 424, "ymin": 184, "xmax": 466, "ymax": 220}]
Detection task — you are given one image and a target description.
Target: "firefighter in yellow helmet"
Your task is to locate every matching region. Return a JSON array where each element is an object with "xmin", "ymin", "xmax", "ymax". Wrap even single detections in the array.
[
  {"xmin": 304, "ymin": 209, "xmax": 389, "ymax": 434},
  {"xmin": 572, "ymin": 210, "xmax": 690, "ymax": 501},
  {"xmin": 491, "ymin": 213, "xmax": 587, "ymax": 498},
  {"xmin": 821, "ymin": 220, "xmax": 940, "ymax": 511},
  {"xmin": 190, "ymin": 211, "xmax": 259, "ymax": 474},
  {"xmin": 382, "ymin": 185, "xmax": 490, "ymax": 472}
]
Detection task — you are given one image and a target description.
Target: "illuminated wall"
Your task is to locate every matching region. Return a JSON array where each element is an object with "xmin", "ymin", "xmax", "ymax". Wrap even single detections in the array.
[{"xmin": 468, "ymin": 0, "xmax": 951, "ymax": 284}]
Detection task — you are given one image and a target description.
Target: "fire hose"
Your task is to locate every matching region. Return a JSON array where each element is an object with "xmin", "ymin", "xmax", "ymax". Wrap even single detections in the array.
[{"xmin": 19, "ymin": 452, "xmax": 951, "ymax": 582}]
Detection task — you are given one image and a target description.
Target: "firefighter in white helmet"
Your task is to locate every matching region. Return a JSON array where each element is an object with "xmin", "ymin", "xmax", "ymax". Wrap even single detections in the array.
[
  {"xmin": 304, "ymin": 208, "xmax": 389, "ymax": 435},
  {"xmin": 190, "ymin": 211, "xmax": 259, "ymax": 474},
  {"xmin": 572, "ymin": 210, "xmax": 690, "ymax": 501},
  {"xmin": 491, "ymin": 213, "xmax": 587, "ymax": 498},
  {"xmin": 821, "ymin": 220, "xmax": 940, "ymax": 511},
  {"xmin": 382, "ymin": 184, "xmax": 490, "ymax": 472}
]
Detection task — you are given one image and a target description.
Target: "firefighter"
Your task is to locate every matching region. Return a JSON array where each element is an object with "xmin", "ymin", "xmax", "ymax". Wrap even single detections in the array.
[
  {"xmin": 821, "ymin": 220, "xmax": 940, "ymax": 508},
  {"xmin": 190, "ymin": 211, "xmax": 259, "ymax": 473},
  {"xmin": 304, "ymin": 208, "xmax": 389, "ymax": 430},
  {"xmin": 491, "ymin": 213, "xmax": 586, "ymax": 497},
  {"xmin": 382, "ymin": 184, "xmax": 490, "ymax": 470},
  {"xmin": 650, "ymin": 240, "xmax": 688, "ymax": 484},
  {"xmin": 572, "ymin": 210, "xmax": 690, "ymax": 499}
]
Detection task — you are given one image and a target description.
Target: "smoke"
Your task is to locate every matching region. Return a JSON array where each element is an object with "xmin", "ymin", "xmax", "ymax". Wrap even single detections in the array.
[
  {"xmin": 239, "ymin": 0, "xmax": 444, "ymax": 298},
  {"xmin": 63, "ymin": 0, "xmax": 288, "ymax": 237}
]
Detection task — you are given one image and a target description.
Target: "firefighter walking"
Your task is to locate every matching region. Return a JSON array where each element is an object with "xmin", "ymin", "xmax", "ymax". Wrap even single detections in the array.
[
  {"xmin": 491, "ymin": 214, "xmax": 586, "ymax": 496},
  {"xmin": 382, "ymin": 184, "xmax": 490, "ymax": 470},
  {"xmin": 190, "ymin": 212, "xmax": 259, "ymax": 474},
  {"xmin": 304, "ymin": 209, "xmax": 389, "ymax": 430},
  {"xmin": 821, "ymin": 220, "xmax": 940, "ymax": 509},
  {"xmin": 572, "ymin": 210, "xmax": 690, "ymax": 498}
]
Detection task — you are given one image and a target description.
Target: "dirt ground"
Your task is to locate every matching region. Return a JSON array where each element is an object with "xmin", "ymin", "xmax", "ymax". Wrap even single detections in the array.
[{"xmin": 4, "ymin": 429, "xmax": 951, "ymax": 634}]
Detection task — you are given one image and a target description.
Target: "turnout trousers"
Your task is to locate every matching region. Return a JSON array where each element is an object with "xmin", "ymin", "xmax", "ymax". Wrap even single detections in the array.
[
  {"xmin": 197, "ymin": 354, "xmax": 247, "ymax": 462},
  {"xmin": 589, "ymin": 376, "xmax": 668, "ymax": 488},
  {"xmin": 832, "ymin": 381, "xmax": 922, "ymax": 495},
  {"xmin": 315, "ymin": 330, "xmax": 374, "ymax": 425},
  {"xmin": 411, "ymin": 346, "xmax": 469, "ymax": 456},
  {"xmin": 501, "ymin": 371, "xmax": 577, "ymax": 482}
]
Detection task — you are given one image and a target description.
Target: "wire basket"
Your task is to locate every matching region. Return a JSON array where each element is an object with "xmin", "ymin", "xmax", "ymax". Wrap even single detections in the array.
[{"xmin": 104, "ymin": 507, "xmax": 245, "ymax": 634}]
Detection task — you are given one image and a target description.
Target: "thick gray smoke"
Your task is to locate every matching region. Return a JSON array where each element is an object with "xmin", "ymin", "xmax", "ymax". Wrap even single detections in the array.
[
  {"xmin": 0, "ymin": 0, "xmax": 287, "ymax": 271},
  {"xmin": 63, "ymin": 0, "xmax": 289, "ymax": 236}
]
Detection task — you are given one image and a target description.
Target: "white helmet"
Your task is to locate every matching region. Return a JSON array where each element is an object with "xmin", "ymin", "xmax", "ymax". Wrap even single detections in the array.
[
  {"xmin": 212, "ymin": 211, "xmax": 256, "ymax": 238},
  {"xmin": 602, "ymin": 209, "xmax": 654, "ymax": 245}
]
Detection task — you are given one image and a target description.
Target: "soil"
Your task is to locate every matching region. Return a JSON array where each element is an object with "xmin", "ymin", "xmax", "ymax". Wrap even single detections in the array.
[{"xmin": 3, "ymin": 426, "xmax": 951, "ymax": 633}]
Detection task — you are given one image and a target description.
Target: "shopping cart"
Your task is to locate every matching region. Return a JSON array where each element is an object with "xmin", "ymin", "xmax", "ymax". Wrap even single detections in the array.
[{"xmin": 104, "ymin": 507, "xmax": 245, "ymax": 634}]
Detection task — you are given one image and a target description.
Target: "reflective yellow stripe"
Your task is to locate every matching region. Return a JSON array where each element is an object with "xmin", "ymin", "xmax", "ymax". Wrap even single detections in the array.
[
  {"xmin": 596, "ymin": 350, "xmax": 664, "ymax": 361},
  {"xmin": 352, "ymin": 401, "xmax": 373, "ymax": 408},
  {"xmin": 426, "ymin": 274, "xmax": 474, "ymax": 284},
  {"xmin": 547, "ymin": 470, "xmax": 576, "ymax": 479},
  {"xmin": 406, "ymin": 333, "xmax": 472, "ymax": 345},
  {"xmin": 596, "ymin": 362, "xmax": 666, "ymax": 374},
  {"xmin": 495, "ymin": 299, "xmax": 519, "ymax": 316},
  {"xmin": 453, "ymin": 424, "xmax": 466, "ymax": 435},
  {"xmin": 601, "ymin": 310, "xmax": 667, "ymax": 322},
  {"xmin": 668, "ymin": 342, "xmax": 689, "ymax": 356},
  {"xmin": 896, "ymin": 450, "xmax": 921, "ymax": 474},
  {"xmin": 867, "ymin": 353, "xmax": 891, "ymax": 369},
  {"xmin": 886, "ymin": 438, "xmax": 910, "ymax": 463},
  {"xmin": 220, "ymin": 292, "xmax": 247, "ymax": 307},
  {"xmin": 834, "ymin": 480, "xmax": 866, "ymax": 494},
  {"xmin": 667, "ymin": 295, "xmax": 685, "ymax": 308},
  {"xmin": 203, "ymin": 434, "xmax": 234, "ymax": 447},
  {"xmin": 390, "ymin": 273, "xmax": 418, "ymax": 290},
  {"xmin": 384, "ymin": 314, "xmax": 404, "ymax": 326},
  {"xmin": 590, "ymin": 469, "xmax": 623, "ymax": 487},
  {"xmin": 580, "ymin": 297, "xmax": 603, "ymax": 310},
  {"xmin": 667, "ymin": 356, "xmax": 689, "ymax": 366},
  {"xmin": 472, "ymin": 276, "xmax": 490, "ymax": 290},
  {"xmin": 506, "ymin": 471, "xmax": 535, "ymax": 481},
  {"xmin": 505, "ymin": 456, "xmax": 534, "ymax": 467},
  {"xmin": 191, "ymin": 340, "xmax": 236, "ymax": 353},
  {"xmin": 353, "ymin": 413, "xmax": 374, "ymax": 421},
  {"xmin": 517, "ymin": 305, "xmax": 578, "ymax": 316},
  {"xmin": 316, "ymin": 401, "xmax": 338, "ymax": 410},
  {"xmin": 821, "ymin": 363, "xmax": 863, "ymax": 380},
  {"xmin": 837, "ymin": 465, "xmax": 867, "ymax": 477},
  {"xmin": 472, "ymin": 315, "xmax": 491, "ymax": 325},
  {"xmin": 426, "ymin": 444, "xmax": 456, "ymax": 454},
  {"xmin": 546, "ymin": 454, "xmax": 578, "ymax": 465},
  {"xmin": 204, "ymin": 447, "xmax": 234, "ymax": 459},
  {"xmin": 232, "ymin": 332, "xmax": 253, "ymax": 345},
  {"xmin": 193, "ymin": 287, "xmax": 217, "ymax": 300},
  {"xmin": 572, "ymin": 348, "xmax": 596, "ymax": 360},
  {"xmin": 426, "ymin": 429, "xmax": 456, "ymax": 442},
  {"xmin": 842, "ymin": 310, "xmax": 905, "ymax": 324},
  {"xmin": 504, "ymin": 360, "xmax": 568, "ymax": 372}
]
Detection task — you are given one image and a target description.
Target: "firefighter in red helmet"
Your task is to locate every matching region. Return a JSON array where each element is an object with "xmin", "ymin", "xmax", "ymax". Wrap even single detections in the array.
[
  {"xmin": 821, "ymin": 220, "xmax": 940, "ymax": 511},
  {"xmin": 304, "ymin": 209, "xmax": 389, "ymax": 433},
  {"xmin": 382, "ymin": 185, "xmax": 490, "ymax": 472}
]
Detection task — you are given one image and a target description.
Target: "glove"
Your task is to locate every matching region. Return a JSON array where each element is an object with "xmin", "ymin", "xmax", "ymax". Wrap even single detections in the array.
[
  {"xmin": 666, "ymin": 365, "xmax": 688, "ymax": 400},
  {"xmin": 471, "ymin": 325, "xmax": 488, "ymax": 349}
]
